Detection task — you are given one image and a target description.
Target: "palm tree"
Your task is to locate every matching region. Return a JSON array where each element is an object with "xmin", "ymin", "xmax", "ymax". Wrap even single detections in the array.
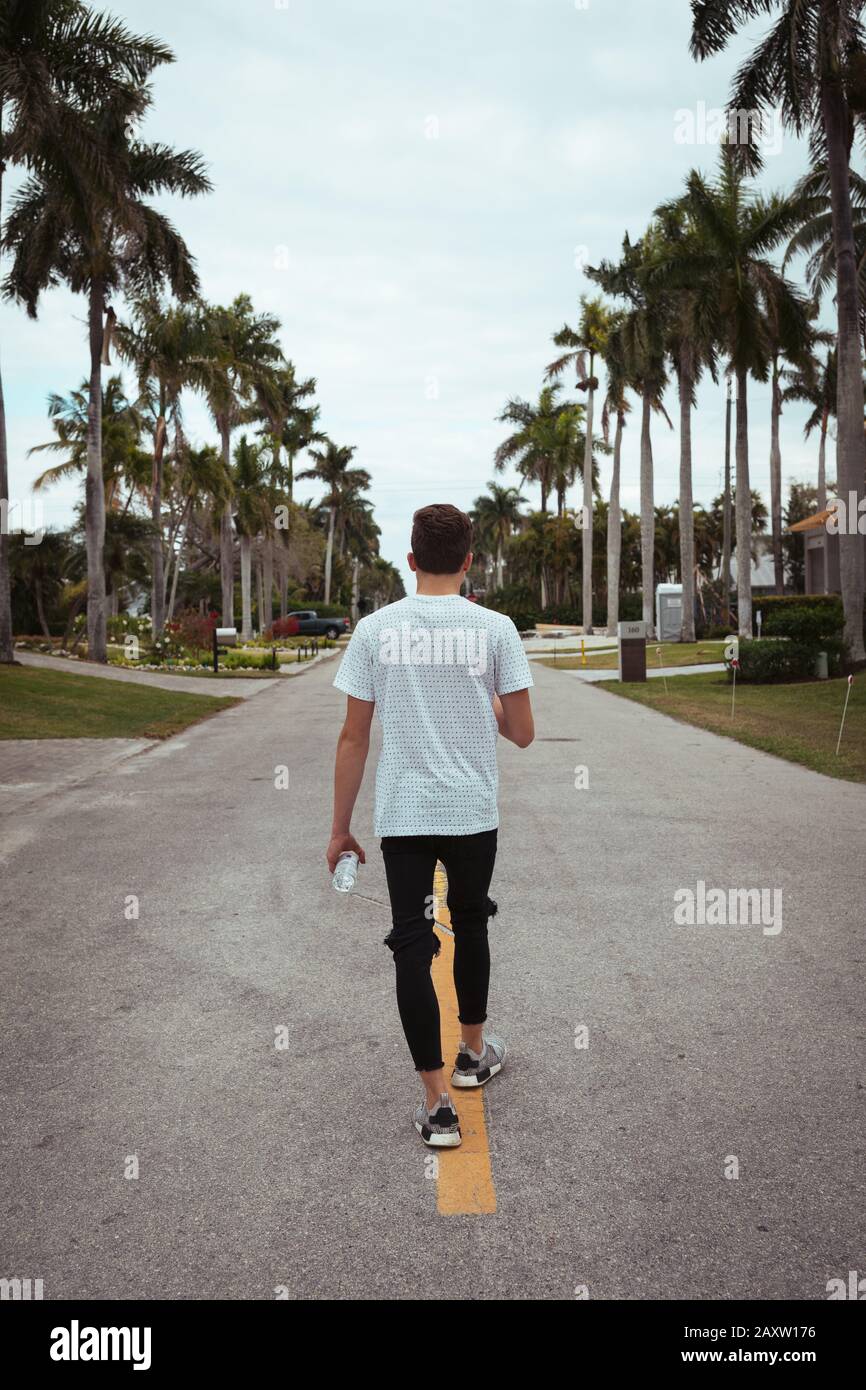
[
  {"xmin": 785, "ymin": 168, "xmax": 866, "ymax": 339},
  {"xmin": 114, "ymin": 296, "xmax": 203, "ymax": 640},
  {"xmin": 782, "ymin": 345, "xmax": 838, "ymax": 512},
  {"xmin": 648, "ymin": 201, "xmax": 720, "ymax": 640},
  {"xmin": 0, "ymin": 1, "xmax": 173, "ymax": 661},
  {"xmin": 691, "ymin": 0, "xmax": 866, "ymax": 659},
  {"xmin": 193, "ymin": 295, "xmax": 283, "ymax": 627},
  {"xmin": 495, "ymin": 387, "xmax": 565, "ymax": 515},
  {"xmin": 232, "ymin": 434, "xmax": 270, "ymax": 640},
  {"xmin": 667, "ymin": 150, "xmax": 811, "ymax": 637},
  {"xmin": 341, "ymin": 494, "xmax": 380, "ymax": 624},
  {"xmin": 2, "ymin": 80, "xmax": 210, "ymax": 660},
  {"xmin": 599, "ymin": 324, "xmax": 631, "ymax": 634},
  {"xmin": 472, "ymin": 483, "xmax": 525, "ymax": 591},
  {"xmin": 29, "ymin": 376, "xmax": 147, "ymax": 508},
  {"xmin": 296, "ymin": 442, "xmax": 369, "ymax": 604},
  {"xmin": 165, "ymin": 443, "xmax": 227, "ymax": 624},
  {"xmin": 766, "ymin": 317, "xmax": 823, "ymax": 593},
  {"xmin": 546, "ymin": 295, "xmax": 611, "ymax": 632},
  {"xmin": 590, "ymin": 231, "xmax": 672, "ymax": 635}
]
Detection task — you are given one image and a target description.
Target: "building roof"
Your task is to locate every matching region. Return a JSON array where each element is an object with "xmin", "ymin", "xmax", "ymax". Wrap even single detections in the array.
[{"xmin": 787, "ymin": 506, "xmax": 835, "ymax": 535}]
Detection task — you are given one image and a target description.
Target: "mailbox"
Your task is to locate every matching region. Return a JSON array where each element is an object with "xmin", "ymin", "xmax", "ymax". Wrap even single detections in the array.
[
  {"xmin": 618, "ymin": 620, "xmax": 647, "ymax": 682},
  {"xmin": 212, "ymin": 626, "xmax": 238, "ymax": 672}
]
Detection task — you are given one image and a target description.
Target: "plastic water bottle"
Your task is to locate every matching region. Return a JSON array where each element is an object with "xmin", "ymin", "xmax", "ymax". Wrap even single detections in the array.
[{"xmin": 332, "ymin": 851, "xmax": 359, "ymax": 893}]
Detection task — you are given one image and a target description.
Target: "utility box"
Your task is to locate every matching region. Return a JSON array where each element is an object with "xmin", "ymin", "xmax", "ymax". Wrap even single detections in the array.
[
  {"xmin": 618, "ymin": 620, "xmax": 647, "ymax": 682},
  {"xmin": 655, "ymin": 584, "xmax": 683, "ymax": 642}
]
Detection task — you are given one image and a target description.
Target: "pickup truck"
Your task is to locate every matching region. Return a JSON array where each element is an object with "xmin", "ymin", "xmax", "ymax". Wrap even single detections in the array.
[{"xmin": 288, "ymin": 610, "xmax": 351, "ymax": 639}]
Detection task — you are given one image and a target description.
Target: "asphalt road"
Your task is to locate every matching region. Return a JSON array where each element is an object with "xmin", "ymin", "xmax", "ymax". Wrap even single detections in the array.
[{"xmin": 1, "ymin": 658, "xmax": 864, "ymax": 1300}]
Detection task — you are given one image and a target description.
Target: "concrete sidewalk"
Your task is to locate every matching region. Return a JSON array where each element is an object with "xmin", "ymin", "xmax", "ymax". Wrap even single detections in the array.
[
  {"xmin": 13, "ymin": 647, "xmax": 337, "ymax": 696},
  {"xmin": 561, "ymin": 661, "xmax": 727, "ymax": 682},
  {"xmin": 0, "ymin": 658, "xmax": 863, "ymax": 1299}
]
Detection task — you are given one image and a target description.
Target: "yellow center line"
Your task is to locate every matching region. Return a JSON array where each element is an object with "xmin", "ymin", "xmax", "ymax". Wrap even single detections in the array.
[{"xmin": 431, "ymin": 863, "xmax": 497, "ymax": 1215}]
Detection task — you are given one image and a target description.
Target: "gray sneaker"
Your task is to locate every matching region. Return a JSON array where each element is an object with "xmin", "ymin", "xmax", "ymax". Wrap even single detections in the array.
[
  {"xmin": 413, "ymin": 1092, "xmax": 461, "ymax": 1147},
  {"xmin": 451, "ymin": 1034, "xmax": 507, "ymax": 1088}
]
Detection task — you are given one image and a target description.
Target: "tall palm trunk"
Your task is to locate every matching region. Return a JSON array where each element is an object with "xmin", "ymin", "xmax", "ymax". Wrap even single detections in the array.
[
  {"xmin": 85, "ymin": 278, "xmax": 108, "ymax": 662},
  {"xmin": 496, "ymin": 536, "xmax": 504, "ymax": 590},
  {"xmin": 640, "ymin": 392, "xmax": 655, "ymax": 634},
  {"xmin": 167, "ymin": 501, "xmax": 191, "ymax": 624},
  {"xmin": 821, "ymin": 36, "xmax": 866, "ymax": 662},
  {"xmin": 324, "ymin": 505, "xmax": 336, "ymax": 604},
  {"xmin": 351, "ymin": 555, "xmax": 360, "ymax": 625},
  {"xmin": 151, "ymin": 411, "xmax": 167, "ymax": 639},
  {"xmin": 735, "ymin": 366, "xmax": 752, "ymax": 639},
  {"xmin": 678, "ymin": 354, "xmax": 696, "ymax": 641},
  {"xmin": 817, "ymin": 412, "xmax": 828, "ymax": 514},
  {"xmin": 0, "ymin": 114, "xmax": 14, "ymax": 664},
  {"xmin": 239, "ymin": 534, "xmax": 252, "ymax": 640},
  {"xmin": 0, "ymin": 352, "xmax": 13, "ymax": 663},
  {"xmin": 582, "ymin": 370, "xmax": 594, "ymax": 633},
  {"xmin": 769, "ymin": 358, "xmax": 784, "ymax": 595},
  {"xmin": 606, "ymin": 410, "xmax": 623, "ymax": 636},
  {"xmin": 218, "ymin": 422, "xmax": 234, "ymax": 628},
  {"xmin": 262, "ymin": 538, "xmax": 274, "ymax": 631},
  {"xmin": 255, "ymin": 551, "xmax": 265, "ymax": 634},
  {"xmin": 722, "ymin": 378, "xmax": 733, "ymax": 627}
]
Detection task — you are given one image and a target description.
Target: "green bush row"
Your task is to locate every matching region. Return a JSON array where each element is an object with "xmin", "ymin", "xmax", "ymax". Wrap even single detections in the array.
[{"xmin": 730, "ymin": 637, "xmax": 845, "ymax": 683}]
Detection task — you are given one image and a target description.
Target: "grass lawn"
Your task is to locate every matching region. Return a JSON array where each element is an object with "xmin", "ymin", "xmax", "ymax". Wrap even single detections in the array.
[
  {"xmin": 538, "ymin": 640, "xmax": 727, "ymax": 671},
  {"xmin": 0, "ymin": 665, "xmax": 240, "ymax": 740},
  {"xmin": 597, "ymin": 670, "xmax": 866, "ymax": 782}
]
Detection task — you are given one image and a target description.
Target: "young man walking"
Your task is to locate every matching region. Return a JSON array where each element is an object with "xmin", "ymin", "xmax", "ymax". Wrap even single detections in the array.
[{"xmin": 326, "ymin": 503, "xmax": 534, "ymax": 1146}]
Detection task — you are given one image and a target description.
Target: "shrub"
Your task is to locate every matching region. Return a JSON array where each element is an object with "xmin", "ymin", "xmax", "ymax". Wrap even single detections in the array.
[
  {"xmin": 730, "ymin": 638, "xmax": 843, "ymax": 683},
  {"xmin": 170, "ymin": 608, "xmax": 219, "ymax": 653},
  {"xmin": 758, "ymin": 597, "xmax": 844, "ymax": 645},
  {"xmin": 265, "ymin": 616, "xmax": 300, "ymax": 640}
]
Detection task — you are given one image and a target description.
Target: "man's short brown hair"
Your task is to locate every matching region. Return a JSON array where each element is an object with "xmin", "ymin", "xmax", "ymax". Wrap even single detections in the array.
[{"xmin": 411, "ymin": 503, "xmax": 473, "ymax": 574}]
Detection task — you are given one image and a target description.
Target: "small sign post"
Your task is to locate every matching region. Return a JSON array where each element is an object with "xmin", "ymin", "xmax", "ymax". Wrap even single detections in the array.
[{"xmin": 618, "ymin": 621, "xmax": 647, "ymax": 682}]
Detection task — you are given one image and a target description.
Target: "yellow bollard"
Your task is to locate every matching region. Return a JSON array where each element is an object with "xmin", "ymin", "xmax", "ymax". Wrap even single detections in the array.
[{"xmin": 581, "ymin": 638, "xmax": 586, "ymax": 668}]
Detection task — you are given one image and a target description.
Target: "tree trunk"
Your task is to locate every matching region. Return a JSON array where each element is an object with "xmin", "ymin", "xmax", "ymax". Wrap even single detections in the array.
[
  {"xmin": 722, "ymin": 378, "xmax": 733, "ymax": 627},
  {"xmin": 351, "ymin": 555, "xmax": 360, "ymax": 625},
  {"xmin": 769, "ymin": 358, "xmax": 784, "ymax": 595},
  {"xmin": 262, "ymin": 537, "xmax": 274, "ymax": 631},
  {"xmin": 85, "ymin": 278, "xmax": 108, "ymax": 662},
  {"xmin": 34, "ymin": 577, "xmax": 52, "ymax": 642},
  {"xmin": 679, "ymin": 356, "xmax": 696, "ymax": 641},
  {"xmin": 496, "ymin": 539, "xmax": 504, "ymax": 590},
  {"xmin": 0, "ymin": 116, "xmax": 15, "ymax": 664},
  {"xmin": 324, "ymin": 505, "xmax": 336, "ymax": 604},
  {"xmin": 240, "ymin": 534, "xmax": 252, "ymax": 640},
  {"xmin": 255, "ymin": 551, "xmax": 266, "ymax": 634},
  {"xmin": 151, "ymin": 411, "xmax": 167, "ymax": 639},
  {"xmin": 606, "ymin": 410, "xmax": 623, "ymax": 636},
  {"xmin": 167, "ymin": 502, "xmax": 190, "ymax": 624},
  {"xmin": 735, "ymin": 366, "xmax": 752, "ymax": 639},
  {"xmin": 817, "ymin": 413, "xmax": 828, "ymax": 513},
  {"xmin": 640, "ymin": 392, "xmax": 655, "ymax": 635},
  {"xmin": 582, "ymin": 374, "xmax": 594, "ymax": 634},
  {"xmin": 821, "ymin": 41, "xmax": 866, "ymax": 662},
  {"xmin": 219, "ymin": 423, "xmax": 234, "ymax": 627}
]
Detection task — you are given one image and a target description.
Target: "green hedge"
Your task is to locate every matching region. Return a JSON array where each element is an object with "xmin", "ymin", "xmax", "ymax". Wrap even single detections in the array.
[
  {"xmin": 757, "ymin": 596, "xmax": 844, "ymax": 644},
  {"xmin": 730, "ymin": 637, "xmax": 844, "ymax": 683}
]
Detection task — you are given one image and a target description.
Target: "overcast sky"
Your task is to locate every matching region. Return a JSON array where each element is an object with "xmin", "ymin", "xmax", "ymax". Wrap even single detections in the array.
[{"xmin": 3, "ymin": 0, "xmax": 829, "ymax": 590}]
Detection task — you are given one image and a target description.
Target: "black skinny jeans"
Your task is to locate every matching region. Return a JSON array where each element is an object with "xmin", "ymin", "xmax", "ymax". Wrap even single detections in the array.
[{"xmin": 380, "ymin": 829, "xmax": 498, "ymax": 1072}]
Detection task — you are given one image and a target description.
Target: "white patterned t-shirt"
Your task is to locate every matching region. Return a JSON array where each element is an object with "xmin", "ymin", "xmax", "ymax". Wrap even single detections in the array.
[{"xmin": 333, "ymin": 593, "xmax": 533, "ymax": 837}]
